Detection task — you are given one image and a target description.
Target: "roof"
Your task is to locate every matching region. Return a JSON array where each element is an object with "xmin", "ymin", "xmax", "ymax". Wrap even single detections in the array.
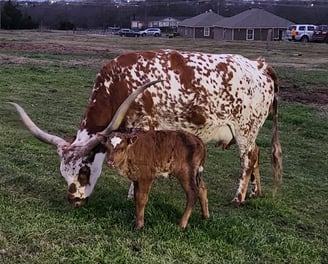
[
  {"xmin": 214, "ymin": 8, "xmax": 294, "ymax": 28},
  {"xmin": 179, "ymin": 10, "xmax": 225, "ymax": 27}
]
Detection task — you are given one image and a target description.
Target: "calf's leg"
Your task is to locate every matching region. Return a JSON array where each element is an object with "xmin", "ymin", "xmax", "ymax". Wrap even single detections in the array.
[
  {"xmin": 133, "ymin": 179, "xmax": 152, "ymax": 229},
  {"xmin": 178, "ymin": 171, "xmax": 199, "ymax": 229}
]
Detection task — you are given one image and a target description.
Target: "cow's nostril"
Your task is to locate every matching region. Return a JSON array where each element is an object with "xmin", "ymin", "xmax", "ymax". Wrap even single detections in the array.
[
  {"xmin": 68, "ymin": 183, "xmax": 77, "ymax": 194},
  {"xmin": 68, "ymin": 196, "xmax": 87, "ymax": 207}
]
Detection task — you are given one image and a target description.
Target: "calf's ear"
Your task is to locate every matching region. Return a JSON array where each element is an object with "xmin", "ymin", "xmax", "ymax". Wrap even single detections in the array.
[{"xmin": 128, "ymin": 135, "xmax": 138, "ymax": 145}]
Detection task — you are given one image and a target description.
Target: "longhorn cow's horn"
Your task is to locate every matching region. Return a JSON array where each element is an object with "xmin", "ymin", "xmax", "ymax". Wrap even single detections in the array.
[
  {"xmin": 84, "ymin": 79, "xmax": 163, "ymax": 153},
  {"xmin": 8, "ymin": 102, "xmax": 68, "ymax": 147},
  {"xmin": 101, "ymin": 79, "xmax": 163, "ymax": 135}
]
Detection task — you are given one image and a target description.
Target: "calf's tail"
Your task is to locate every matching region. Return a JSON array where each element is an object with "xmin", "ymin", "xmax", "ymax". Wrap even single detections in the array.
[{"xmin": 193, "ymin": 165, "xmax": 205, "ymax": 193}]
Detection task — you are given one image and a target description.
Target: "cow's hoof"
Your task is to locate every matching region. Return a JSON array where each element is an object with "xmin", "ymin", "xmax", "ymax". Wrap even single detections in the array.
[
  {"xmin": 228, "ymin": 198, "xmax": 244, "ymax": 207},
  {"xmin": 249, "ymin": 191, "xmax": 263, "ymax": 199}
]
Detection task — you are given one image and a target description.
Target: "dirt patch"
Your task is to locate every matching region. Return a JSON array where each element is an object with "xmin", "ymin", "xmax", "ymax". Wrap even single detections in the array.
[
  {"xmin": 0, "ymin": 42, "xmax": 110, "ymax": 54},
  {"xmin": 280, "ymin": 87, "xmax": 328, "ymax": 106},
  {"xmin": 0, "ymin": 41, "xmax": 130, "ymax": 67},
  {"xmin": 0, "ymin": 54, "xmax": 46, "ymax": 65},
  {"xmin": 0, "ymin": 42, "xmax": 112, "ymax": 67},
  {"xmin": 1, "ymin": 41, "xmax": 327, "ymax": 108}
]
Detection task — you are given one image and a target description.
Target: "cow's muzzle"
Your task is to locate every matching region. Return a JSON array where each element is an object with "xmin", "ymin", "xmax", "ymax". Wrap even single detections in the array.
[{"xmin": 68, "ymin": 195, "xmax": 88, "ymax": 207}]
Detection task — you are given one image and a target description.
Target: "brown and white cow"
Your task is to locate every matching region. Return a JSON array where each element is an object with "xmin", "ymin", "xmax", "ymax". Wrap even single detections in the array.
[
  {"xmin": 98, "ymin": 130, "xmax": 209, "ymax": 229},
  {"xmin": 10, "ymin": 49, "xmax": 282, "ymax": 207}
]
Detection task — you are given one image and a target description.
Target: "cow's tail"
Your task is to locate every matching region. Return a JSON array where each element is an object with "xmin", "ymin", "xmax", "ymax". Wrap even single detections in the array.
[{"xmin": 268, "ymin": 65, "xmax": 283, "ymax": 194}]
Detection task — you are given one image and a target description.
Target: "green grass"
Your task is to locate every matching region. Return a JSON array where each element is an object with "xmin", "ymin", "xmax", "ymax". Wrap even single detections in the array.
[{"xmin": 1, "ymin": 31, "xmax": 328, "ymax": 264}]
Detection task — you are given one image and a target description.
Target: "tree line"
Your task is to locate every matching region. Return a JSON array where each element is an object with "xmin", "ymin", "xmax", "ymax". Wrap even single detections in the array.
[
  {"xmin": 1, "ymin": 0, "xmax": 327, "ymax": 30},
  {"xmin": 1, "ymin": 1, "xmax": 38, "ymax": 29}
]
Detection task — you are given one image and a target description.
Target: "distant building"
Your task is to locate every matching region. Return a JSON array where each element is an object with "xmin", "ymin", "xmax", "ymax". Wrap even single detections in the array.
[
  {"xmin": 149, "ymin": 17, "xmax": 180, "ymax": 28},
  {"xmin": 131, "ymin": 17, "xmax": 181, "ymax": 29},
  {"xmin": 177, "ymin": 10, "xmax": 225, "ymax": 38},
  {"xmin": 213, "ymin": 8, "xmax": 294, "ymax": 41}
]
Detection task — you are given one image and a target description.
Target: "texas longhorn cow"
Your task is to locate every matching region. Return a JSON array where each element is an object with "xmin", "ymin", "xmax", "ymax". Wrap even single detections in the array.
[{"xmin": 10, "ymin": 49, "xmax": 282, "ymax": 206}]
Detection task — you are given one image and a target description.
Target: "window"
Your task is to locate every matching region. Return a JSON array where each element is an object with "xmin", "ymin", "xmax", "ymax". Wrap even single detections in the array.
[
  {"xmin": 204, "ymin": 27, "xmax": 210, "ymax": 37},
  {"xmin": 246, "ymin": 29, "xmax": 254, "ymax": 40}
]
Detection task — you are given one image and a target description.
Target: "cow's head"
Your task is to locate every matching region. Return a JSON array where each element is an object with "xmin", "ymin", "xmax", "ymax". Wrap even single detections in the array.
[
  {"xmin": 98, "ymin": 132, "xmax": 138, "ymax": 169},
  {"xmin": 9, "ymin": 80, "xmax": 161, "ymax": 206}
]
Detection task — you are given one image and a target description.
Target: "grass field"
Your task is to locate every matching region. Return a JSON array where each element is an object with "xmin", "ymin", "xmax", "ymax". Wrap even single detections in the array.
[{"xmin": 0, "ymin": 30, "xmax": 328, "ymax": 264}]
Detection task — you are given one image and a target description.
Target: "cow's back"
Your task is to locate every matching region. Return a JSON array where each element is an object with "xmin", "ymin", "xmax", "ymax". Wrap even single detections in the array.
[{"xmin": 82, "ymin": 49, "xmax": 275, "ymax": 144}]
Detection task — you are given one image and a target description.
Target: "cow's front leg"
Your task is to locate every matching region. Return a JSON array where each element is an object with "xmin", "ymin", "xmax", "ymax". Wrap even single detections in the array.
[
  {"xmin": 231, "ymin": 144, "xmax": 258, "ymax": 206},
  {"xmin": 127, "ymin": 182, "xmax": 134, "ymax": 199},
  {"xmin": 197, "ymin": 176, "xmax": 210, "ymax": 220},
  {"xmin": 134, "ymin": 179, "xmax": 152, "ymax": 229}
]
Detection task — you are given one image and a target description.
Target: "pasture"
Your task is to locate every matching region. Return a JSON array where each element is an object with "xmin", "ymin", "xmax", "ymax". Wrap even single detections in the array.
[{"xmin": 0, "ymin": 30, "xmax": 327, "ymax": 263}]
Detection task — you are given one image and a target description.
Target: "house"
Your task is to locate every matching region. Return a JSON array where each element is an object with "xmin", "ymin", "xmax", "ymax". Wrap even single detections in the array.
[
  {"xmin": 131, "ymin": 17, "xmax": 181, "ymax": 30},
  {"xmin": 213, "ymin": 8, "xmax": 294, "ymax": 41},
  {"xmin": 177, "ymin": 10, "xmax": 225, "ymax": 38},
  {"xmin": 149, "ymin": 17, "xmax": 180, "ymax": 28}
]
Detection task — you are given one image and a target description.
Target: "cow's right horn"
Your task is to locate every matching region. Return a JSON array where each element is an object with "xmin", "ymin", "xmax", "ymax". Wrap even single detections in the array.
[
  {"xmin": 101, "ymin": 79, "xmax": 163, "ymax": 135},
  {"xmin": 83, "ymin": 79, "xmax": 163, "ymax": 153},
  {"xmin": 8, "ymin": 102, "xmax": 68, "ymax": 147}
]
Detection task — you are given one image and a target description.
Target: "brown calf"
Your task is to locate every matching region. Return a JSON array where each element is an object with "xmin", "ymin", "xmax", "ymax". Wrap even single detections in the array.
[{"xmin": 98, "ymin": 130, "xmax": 210, "ymax": 229}]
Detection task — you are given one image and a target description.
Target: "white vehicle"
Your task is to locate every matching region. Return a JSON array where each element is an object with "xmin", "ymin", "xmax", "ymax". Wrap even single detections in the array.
[
  {"xmin": 286, "ymin": 24, "xmax": 316, "ymax": 42},
  {"xmin": 139, "ymin": 28, "xmax": 161, "ymax": 37}
]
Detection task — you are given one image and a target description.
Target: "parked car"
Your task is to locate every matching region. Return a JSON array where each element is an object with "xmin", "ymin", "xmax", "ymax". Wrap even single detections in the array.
[
  {"xmin": 139, "ymin": 28, "xmax": 161, "ymax": 37},
  {"xmin": 312, "ymin": 25, "xmax": 328, "ymax": 43},
  {"xmin": 286, "ymin": 24, "xmax": 316, "ymax": 42},
  {"xmin": 119, "ymin": 28, "xmax": 140, "ymax": 37},
  {"xmin": 108, "ymin": 27, "xmax": 120, "ymax": 35}
]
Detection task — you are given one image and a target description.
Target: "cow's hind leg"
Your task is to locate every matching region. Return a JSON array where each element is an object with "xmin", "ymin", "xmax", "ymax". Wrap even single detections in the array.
[
  {"xmin": 196, "ymin": 169, "xmax": 210, "ymax": 220},
  {"xmin": 231, "ymin": 143, "xmax": 259, "ymax": 206},
  {"xmin": 133, "ymin": 179, "xmax": 152, "ymax": 229},
  {"xmin": 249, "ymin": 144, "xmax": 262, "ymax": 198}
]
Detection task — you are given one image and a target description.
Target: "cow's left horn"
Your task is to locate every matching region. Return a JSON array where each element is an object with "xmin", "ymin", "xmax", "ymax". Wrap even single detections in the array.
[{"xmin": 8, "ymin": 102, "xmax": 68, "ymax": 147}]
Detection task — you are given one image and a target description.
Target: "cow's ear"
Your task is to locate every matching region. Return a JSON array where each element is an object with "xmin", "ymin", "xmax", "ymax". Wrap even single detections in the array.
[
  {"xmin": 96, "ymin": 133, "xmax": 108, "ymax": 144},
  {"xmin": 128, "ymin": 135, "xmax": 138, "ymax": 145}
]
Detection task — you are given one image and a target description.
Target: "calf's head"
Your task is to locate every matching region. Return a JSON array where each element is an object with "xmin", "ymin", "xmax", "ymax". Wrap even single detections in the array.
[
  {"xmin": 98, "ymin": 132, "xmax": 138, "ymax": 168},
  {"xmin": 9, "ymin": 80, "xmax": 161, "ymax": 206}
]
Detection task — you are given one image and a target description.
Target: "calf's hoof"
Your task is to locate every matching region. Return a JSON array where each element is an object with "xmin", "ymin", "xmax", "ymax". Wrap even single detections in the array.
[
  {"xmin": 134, "ymin": 224, "xmax": 144, "ymax": 231},
  {"xmin": 202, "ymin": 213, "xmax": 210, "ymax": 220},
  {"xmin": 179, "ymin": 224, "xmax": 187, "ymax": 230},
  {"xmin": 179, "ymin": 220, "xmax": 188, "ymax": 229}
]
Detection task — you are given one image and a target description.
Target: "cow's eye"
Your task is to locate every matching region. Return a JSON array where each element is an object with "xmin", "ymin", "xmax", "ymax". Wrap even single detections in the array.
[{"xmin": 78, "ymin": 166, "xmax": 90, "ymax": 186}]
